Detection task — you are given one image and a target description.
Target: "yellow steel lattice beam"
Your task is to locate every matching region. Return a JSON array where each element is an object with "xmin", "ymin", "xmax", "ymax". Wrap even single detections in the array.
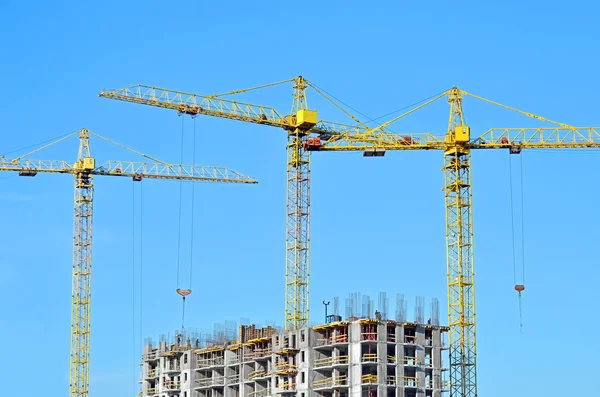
[
  {"xmin": 0, "ymin": 158, "xmax": 258, "ymax": 183},
  {"xmin": 313, "ymin": 127, "xmax": 600, "ymax": 151},
  {"xmin": 99, "ymin": 84, "xmax": 369, "ymax": 137}
]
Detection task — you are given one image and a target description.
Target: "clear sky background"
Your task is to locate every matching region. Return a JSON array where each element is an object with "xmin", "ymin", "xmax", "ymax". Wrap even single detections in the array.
[{"xmin": 1, "ymin": 1, "xmax": 599, "ymax": 396}]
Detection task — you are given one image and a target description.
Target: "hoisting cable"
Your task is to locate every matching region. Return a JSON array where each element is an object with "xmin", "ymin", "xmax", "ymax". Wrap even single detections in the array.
[
  {"xmin": 140, "ymin": 179, "xmax": 144, "ymax": 359},
  {"xmin": 175, "ymin": 115, "xmax": 192, "ymax": 335},
  {"xmin": 519, "ymin": 154, "xmax": 526, "ymax": 332},
  {"xmin": 509, "ymin": 154, "xmax": 517, "ymax": 282},
  {"xmin": 189, "ymin": 117, "xmax": 197, "ymax": 292},
  {"xmin": 176, "ymin": 116, "xmax": 185, "ymax": 291},
  {"xmin": 178, "ymin": 118, "xmax": 197, "ymax": 334},
  {"xmin": 520, "ymin": 154, "xmax": 526, "ymax": 289},
  {"xmin": 509, "ymin": 154, "xmax": 525, "ymax": 332},
  {"xmin": 132, "ymin": 182, "xmax": 136, "ymax": 396},
  {"xmin": 132, "ymin": 181, "xmax": 145, "ymax": 394}
]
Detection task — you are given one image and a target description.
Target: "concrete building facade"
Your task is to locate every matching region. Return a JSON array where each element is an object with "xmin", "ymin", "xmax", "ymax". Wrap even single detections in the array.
[{"xmin": 141, "ymin": 320, "xmax": 448, "ymax": 397}]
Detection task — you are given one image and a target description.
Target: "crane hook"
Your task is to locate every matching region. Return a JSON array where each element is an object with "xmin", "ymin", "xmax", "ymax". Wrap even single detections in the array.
[
  {"xmin": 514, "ymin": 284, "xmax": 525, "ymax": 333},
  {"xmin": 176, "ymin": 288, "xmax": 192, "ymax": 300}
]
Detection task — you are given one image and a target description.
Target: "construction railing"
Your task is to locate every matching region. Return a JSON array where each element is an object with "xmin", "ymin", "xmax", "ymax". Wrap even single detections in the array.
[
  {"xmin": 314, "ymin": 355, "xmax": 349, "ymax": 367},
  {"xmin": 442, "ymin": 380, "xmax": 451, "ymax": 391},
  {"xmin": 274, "ymin": 362, "xmax": 298, "ymax": 374},
  {"xmin": 161, "ymin": 347, "xmax": 183, "ymax": 357},
  {"xmin": 250, "ymin": 347, "xmax": 273, "ymax": 358},
  {"xmin": 387, "ymin": 355, "xmax": 396, "ymax": 364},
  {"xmin": 164, "ymin": 363, "xmax": 181, "ymax": 372},
  {"xmin": 361, "ymin": 374, "xmax": 378, "ymax": 384},
  {"xmin": 361, "ymin": 332, "xmax": 377, "ymax": 340},
  {"xmin": 277, "ymin": 338, "xmax": 298, "ymax": 352},
  {"xmin": 195, "ymin": 375, "xmax": 226, "ymax": 387},
  {"xmin": 315, "ymin": 333, "xmax": 348, "ymax": 346},
  {"xmin": 361, "ymin": 353, "xmax": 378, "ymax": 362},
  {"xmin": 196, "ymin": 357, "xmax": 224, "ymax": 368},
  {"xmin": 212, "ymin": 375, "xmax": 226, "ymax": 385},
  {"xmin": 226, "ymin": 374, "xmax": 240, "ymax": 383},
  {"xmin": 332, "ymin": 333, "xmax": 349, "ymax": 344},
  {"xmin": 195, "ymin": 378, "xmax": 210, "ymax": 387},
  {"xmin": 249, "ymin": 369, "xmax": 269, "ymax": 379},
  {"xmin": 147, "ymin": 387, "xmax": 157, "ymax": 396},
  {"xmin": 400, "ymin": 356, "xmax": 419, "ymax": 366},
  {"xmin": 146, "ymin": 369, "xmax": 159, "ymax": 378},
  {"xmin": 276, "ymin": 380, "xmax": 297, "ymax": 392},
  {"xmin": 313, "ymin": 375, "xmax": 349, "ymax": 389},
  {"xmin": 162, "ymin": 380, "xmax": 181, "ymax": 390},
  {"xmin": 403, "ymin": 335, "xmax": 416, "ymax": 344},
  {"xmin": 242, "ymin": 353, "xmax": 255, "ymax": 362},
  {"xmin": 400, "ymin": 376, "xmax": 417, "ymax": 387},
  {"xmin": 386, "ymin": 376, "xmax": 396, "ymax": 386},
  {"xmin": 360, "ymin": 323, "xmax": 378, "ymax": 341},
  {"xmin": 143, "ymin": 351, "xmax": 159, "ymax": 361},
  {"xmin": 248, "ymin": 388, "xmax": 270, "ymax": 397},
  {"xmin": 387, "ymin": 330, "xmax": 396, "ymax": 343}
]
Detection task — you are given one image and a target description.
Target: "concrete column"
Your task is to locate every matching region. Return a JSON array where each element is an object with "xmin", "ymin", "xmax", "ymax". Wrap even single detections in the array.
[
  {"xmin": 298, "ymin": 329, "xmax": 311, "ymax": 397},
  {"xmin": 349, "ymin": 323, "xmax": 362, "ymax": 397},
  {"xmin": 180, "ymin": 350, "xmax": 191, "ymax": 396},
  {"xmin": 142, "ymin": 344, "xmax": 151, "ymax": 397},
  {"xmin": 377, "ymin": 323, "xmax": 387, "ymax": 397},
  {"xmin": 415, "ymin": 326, "xmax": 425, "ymax": 397},
  {"xmin": 396, "ymin": 325, "xmax": 405, "ymax": 397},
  {"xmin": 432, "ymin": 328, "xmax": 442, "ymax": 397}
]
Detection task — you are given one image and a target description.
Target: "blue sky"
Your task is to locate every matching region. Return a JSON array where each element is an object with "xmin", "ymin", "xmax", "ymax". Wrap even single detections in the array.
[{"xmin": 1, "ymin": 0, "xmax": 599, "ymax": 396}]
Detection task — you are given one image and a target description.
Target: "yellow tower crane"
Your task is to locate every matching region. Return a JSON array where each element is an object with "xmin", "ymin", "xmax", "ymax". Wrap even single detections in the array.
[
  {"xmin": 99, "ymin": 77, "xmax": 363, "ymax": 331},
  {"xmin": 303, "ymin": 88, "xmax": 600, "ymax": 397},
  {"xmin": 0, "ymin": 128, "xmax": 258, "ymax": 397},
  {"xmin": 99, "ymin": 79, "xmax": 600, "ymax": 397}
]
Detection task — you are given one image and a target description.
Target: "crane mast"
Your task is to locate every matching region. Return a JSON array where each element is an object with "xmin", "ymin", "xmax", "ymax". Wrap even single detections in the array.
[
  {"xmin": 71, "ymin": 129, "xmax": 94, "ymax": 397},
  {"xmin": 444, "ymin": 89, "xmax": 476, "ymax": 397},
  {"xmin": 286, "ymin": 76, "xmax": 311, "ymax": 330}
]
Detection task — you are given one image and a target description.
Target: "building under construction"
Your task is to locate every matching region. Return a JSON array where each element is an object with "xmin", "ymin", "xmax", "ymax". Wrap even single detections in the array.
[{"xmin": 140, "ymin": 294, "xmax": 449, "ymax": 397}]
